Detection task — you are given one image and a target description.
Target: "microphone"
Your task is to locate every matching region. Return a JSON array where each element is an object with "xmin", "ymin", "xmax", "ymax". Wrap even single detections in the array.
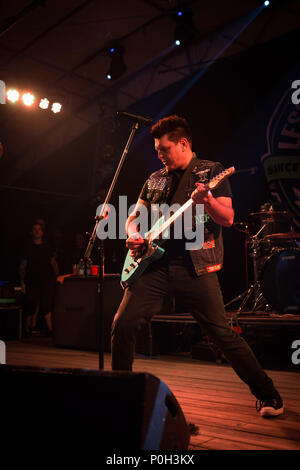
[{"xmin": 117, "ymin": 111, "xmax": 153, "ymax": 127}]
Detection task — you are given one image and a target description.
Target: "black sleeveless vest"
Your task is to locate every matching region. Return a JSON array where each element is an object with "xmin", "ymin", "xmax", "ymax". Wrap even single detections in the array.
[{"xmin": 143, "ymin": 155, "xmax": 229, "ymax": 276}]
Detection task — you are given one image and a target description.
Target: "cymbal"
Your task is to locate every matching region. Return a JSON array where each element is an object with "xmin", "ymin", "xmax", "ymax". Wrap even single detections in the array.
[
  {"xmin": 264, "ymin": 232, "xmax": 300, "ymax": 240},
  {"xmin": 248, "ymin": 211, "xmax": 291, "ymax": 220}
]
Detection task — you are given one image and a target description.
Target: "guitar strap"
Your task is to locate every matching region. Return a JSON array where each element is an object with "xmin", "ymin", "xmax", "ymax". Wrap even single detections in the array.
[{"xmin": 169, "ymin": 154, "xmax": 199, "ymax": 206}]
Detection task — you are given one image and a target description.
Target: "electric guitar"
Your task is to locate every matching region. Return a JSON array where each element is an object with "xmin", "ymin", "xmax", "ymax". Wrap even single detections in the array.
[{"xmin": 121, "ymin": 166, "xmax": 235, "ymax": 286}]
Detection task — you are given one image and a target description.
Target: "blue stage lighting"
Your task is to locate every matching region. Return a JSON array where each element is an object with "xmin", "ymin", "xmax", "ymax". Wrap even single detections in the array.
[
  {"xmin": 173, "ymin": 8, "xmax": 195, "ymax": 46},
  {"xmin": 106, "ymin": 44, "xmax": 126, "ymax": 80}
]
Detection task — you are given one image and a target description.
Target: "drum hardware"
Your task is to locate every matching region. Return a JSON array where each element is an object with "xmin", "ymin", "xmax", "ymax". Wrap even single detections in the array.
[
  {"xmin": 227, "ymin": 201, "xmax": 299, "ymax": 314},
  {"xmin": 263, "ymin": 234, "xmax": 300, "ymax": 257},
  {"xmin": 226, "ymin": 231, "xmax": 300, "ymax": 314},
  {"xmin": 248, "ymin": 207, "xmax": 293, "ymax": 240},
  {"xmin": 225, "ymin": 222, "xmax": 271, "ymax": 313},
  {"xmin": 248, "ymin": 210, "xmax": 292, "ymax": 222},
  {"xmin": 225, "ymin": 282, "xmax": 272, "ymax": 315},
  {"xmin": 264, "ymin": 232, "xmax": 300, "ymax": 241},
  {"xmin": 260, "ymin": 248, "xmax": 300, "ymax": 314}
]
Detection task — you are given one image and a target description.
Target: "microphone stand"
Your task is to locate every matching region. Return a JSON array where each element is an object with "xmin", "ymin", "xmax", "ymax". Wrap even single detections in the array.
[{"xmin": 84, "ymin": 121, "xmax": 141, "ymax": 370}]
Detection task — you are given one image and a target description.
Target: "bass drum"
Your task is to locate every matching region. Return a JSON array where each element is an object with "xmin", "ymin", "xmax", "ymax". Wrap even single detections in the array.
[{"xmin": 260, "ymin": 248, "xmax": 300, "ymax": 313}]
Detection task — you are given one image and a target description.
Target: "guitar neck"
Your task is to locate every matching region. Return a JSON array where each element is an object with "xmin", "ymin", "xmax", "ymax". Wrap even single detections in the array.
[
  {"xmin": 148, "ymin": 198, "xmax": 193, "ymax": 242},
  {"xmin": 147, "ymin": 166, "xmax": 235, "ymax": 243}
]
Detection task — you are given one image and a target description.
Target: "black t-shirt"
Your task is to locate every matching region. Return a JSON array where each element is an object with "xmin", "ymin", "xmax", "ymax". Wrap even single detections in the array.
[
  {"xmin": 138, "ymin": 161, "xmax": 232, "ymax": 263},
  {"xmin": 138, "ymin": 169, "xmax": 186, "ymax": 261},
  {"xmin": 22, "ymin": 242, "xmax": 55, "ymax": 281}
]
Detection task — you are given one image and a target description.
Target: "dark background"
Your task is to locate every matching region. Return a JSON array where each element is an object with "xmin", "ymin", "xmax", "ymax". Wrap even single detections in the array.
[{"xmin": 1, "ymin": 27, "xmax": 299, "ymax": 304}]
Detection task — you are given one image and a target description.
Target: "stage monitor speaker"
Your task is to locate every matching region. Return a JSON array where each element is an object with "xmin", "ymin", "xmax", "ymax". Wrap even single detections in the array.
[
  {"xmin": 0, "ymin": 365, "xmax": 190, "ymax": 450},
  {"xmin": 53, "ymin": 274, "xmax": 123, "ymax": 351}
]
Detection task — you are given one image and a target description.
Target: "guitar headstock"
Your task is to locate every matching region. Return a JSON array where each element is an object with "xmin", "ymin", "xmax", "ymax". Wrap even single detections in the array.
[{"xmin": 207, "ymin": 166, "xmax": 235, "ymax": 191}]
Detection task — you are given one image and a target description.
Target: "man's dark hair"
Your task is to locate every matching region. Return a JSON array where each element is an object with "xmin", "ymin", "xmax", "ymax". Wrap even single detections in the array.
[{"xmin": 151, "ymin": 115, "xmax": 192, "ymax": 146}]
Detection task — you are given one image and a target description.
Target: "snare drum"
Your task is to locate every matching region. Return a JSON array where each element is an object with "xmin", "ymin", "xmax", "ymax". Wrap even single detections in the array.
[{"xmin": 260, "ymin": 248, "xmax": 300, "ymax": 313}]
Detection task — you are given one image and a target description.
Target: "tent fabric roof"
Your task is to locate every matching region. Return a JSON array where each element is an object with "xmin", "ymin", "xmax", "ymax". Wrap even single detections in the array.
[{"xmin": 0, "ymin": 0, "xmax": 299, "ymax": 185}]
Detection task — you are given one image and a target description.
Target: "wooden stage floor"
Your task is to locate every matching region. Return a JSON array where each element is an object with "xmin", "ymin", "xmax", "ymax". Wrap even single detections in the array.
[{"xmin": 4, "ymin": 336, "xmax": 300, "ymax": 452}]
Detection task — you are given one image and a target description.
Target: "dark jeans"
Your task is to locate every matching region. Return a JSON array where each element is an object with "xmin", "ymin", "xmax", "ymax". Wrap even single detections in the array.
[
  {"xmin": 26, "ymin": 275, "xmax": 56, "ymax": 316},
  {"xmin": 111, "ymin": 261, "xmax": 279, "ymax": 401}
]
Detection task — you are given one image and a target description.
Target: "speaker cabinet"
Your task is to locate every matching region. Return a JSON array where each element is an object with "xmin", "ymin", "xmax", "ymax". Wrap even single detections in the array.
[
  {"xmin": 53, "ymin": 275, "xmax": 123, "ymax": 351},
  {"xmin": 0, "ymin": 365, "xmax": 190, "ymax": 450}
]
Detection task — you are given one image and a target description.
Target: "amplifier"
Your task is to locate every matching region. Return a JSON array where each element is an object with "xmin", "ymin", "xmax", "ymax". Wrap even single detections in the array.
[{"xmin": 53, "ymin": 274, "xmax": 123, "ymax": 351}]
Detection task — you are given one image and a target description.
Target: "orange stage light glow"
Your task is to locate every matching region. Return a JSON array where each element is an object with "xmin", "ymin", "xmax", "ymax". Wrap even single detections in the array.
[
  {"xmin": 39, "ymin": 98, "xmax": 50, "ymax": 109},
  {"xmin": 51, "ymin": 102, "xmax": 62, "ymax": 113},
  {"xmin": 7, "ymin": 89, "xmax": 20, "ymax": 103},
  {"xmin": 22, "ymin": 92, "xmax": 35, "ymax": 106}
]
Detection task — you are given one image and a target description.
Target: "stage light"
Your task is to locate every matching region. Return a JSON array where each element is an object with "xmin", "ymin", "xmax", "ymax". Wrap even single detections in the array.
[
  {"xmin": 106, "ymin": 44, "xmax": 127, "ymax": 80},
  {"xmin": 173, "ymin": 8, "xmax": 195, "ymax": 46},
  {"xmin": 264, "ymin": 1, "xmax": 270, "ymax": 6},
  {"xmin": 39, "ymin": 98, "xmax": 50, "ymax": 109},
  {"xmin": 6, "ymin": 87, "xmax": 62, "ymax": 114},
  {"xmin": 22, "ymin": 92, "xmax": 35, "ymax": 106},
  {"xmin": 51, "ymin": 102, "xmax": 62, "ymax": 113},
  {"xmin": 6, "ymin": 89, "xmax": 19, "ymax": 103}
]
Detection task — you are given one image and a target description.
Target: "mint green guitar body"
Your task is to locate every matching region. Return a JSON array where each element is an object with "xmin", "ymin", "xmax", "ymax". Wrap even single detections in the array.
[
  {"xmin": 121, "ymin": 166, "xmax": 235, "ymax": 287},
  {"xmin": 121, "ymin": 217, "xmax": 169, "ymax": 286}
]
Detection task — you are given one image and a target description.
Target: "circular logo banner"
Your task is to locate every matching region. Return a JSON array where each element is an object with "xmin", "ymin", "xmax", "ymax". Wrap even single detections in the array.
[{"xmin": 261, "ymin": 80, "xmax": 300, "ymax": 230}]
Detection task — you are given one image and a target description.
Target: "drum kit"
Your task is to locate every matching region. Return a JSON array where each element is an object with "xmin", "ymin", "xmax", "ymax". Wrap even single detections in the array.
[{"xmin": 226, "ymin": 205, "xmax": 300, "ymax": 314}]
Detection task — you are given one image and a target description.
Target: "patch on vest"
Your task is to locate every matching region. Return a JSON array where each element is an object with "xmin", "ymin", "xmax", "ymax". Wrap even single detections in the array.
[
  {"xmin": 206, "ymin": 264, "xmax": 222, "ymax": 273},
  {"xmin": 147, "ymin": 177, "xmax": 167, "ymax": 191},
  {"xmin": 202, "ymin": 240, "xmax": 215, "ymax": 249},
  {"xmin": 192, "ymin": 168, "xmax": 210, "ymax": 183}
]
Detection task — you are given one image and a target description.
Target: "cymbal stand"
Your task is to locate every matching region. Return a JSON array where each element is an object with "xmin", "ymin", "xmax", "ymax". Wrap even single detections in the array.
[{"xmin": 225, "ymin": 223, "xmax": 270, "ymax": 314}]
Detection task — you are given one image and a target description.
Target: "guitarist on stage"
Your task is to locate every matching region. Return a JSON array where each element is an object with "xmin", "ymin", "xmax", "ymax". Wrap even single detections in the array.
[{"xmin": 111, "ymin": 115, "xmax": 283, "ymax": 418}]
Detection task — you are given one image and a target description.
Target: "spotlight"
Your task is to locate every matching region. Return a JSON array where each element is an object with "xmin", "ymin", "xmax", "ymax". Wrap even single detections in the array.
[
  {"xmin": 51, "ymin": 102, "xmax": 62, "ymax": 113},
  {"xmin": 5, "ymin": 87, "xmax": 63, "ymax": 114},
  {"xmin": 173, "ymin": 8, "xmax": 195, "ymax": 46},
  {"xmin": 39, "ymin": 98, "xmax": 50, "ymax": 109},
  {"xmin": 6, "ymin": 89, "xmax": 19, "ymax": 103},
  {"xmin": 22, "ymin": 92, "xmax": 35, "ymax": 106},
  {"xmin": 264, "ymin": 1, "xmax": 270, "ymax": 6},
  {"xmin": 106, "ymin": 44, "xmax": 127, "ymax": 80}
]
